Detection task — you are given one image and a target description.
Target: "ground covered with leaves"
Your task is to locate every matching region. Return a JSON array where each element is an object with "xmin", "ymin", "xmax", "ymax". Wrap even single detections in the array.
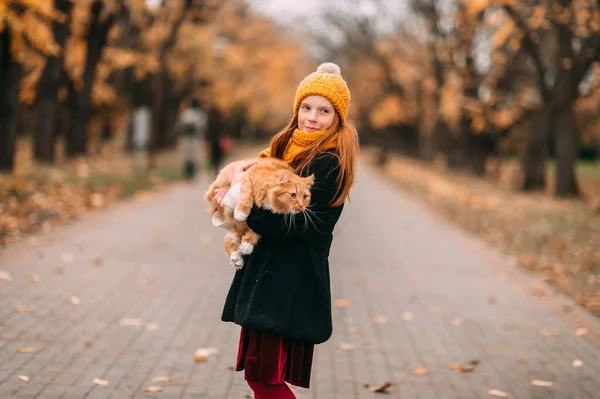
[
  {"xmin": 364, "ymin": 149, "xmax": 600, "ymax": 317},
  {"xmin": 0, "ymin": 139, "xmax": 186, "ymax": 246}
]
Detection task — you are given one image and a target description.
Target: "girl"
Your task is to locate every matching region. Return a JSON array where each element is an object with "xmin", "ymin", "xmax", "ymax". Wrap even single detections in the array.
[{"xmin": 214, "ymin": 62, "xmax": 358, "ymax": 398}]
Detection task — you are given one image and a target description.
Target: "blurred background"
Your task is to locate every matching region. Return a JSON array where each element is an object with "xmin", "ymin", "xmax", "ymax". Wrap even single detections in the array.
[{"xmin": 0, "ymin": 0, "xmax": 599, "ymax": 312}]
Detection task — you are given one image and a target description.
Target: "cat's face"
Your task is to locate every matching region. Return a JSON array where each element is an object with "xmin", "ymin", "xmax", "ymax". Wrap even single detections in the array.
[{"xmin": 268, "ymin": 172, "xmax": 315, "ymax": 214}]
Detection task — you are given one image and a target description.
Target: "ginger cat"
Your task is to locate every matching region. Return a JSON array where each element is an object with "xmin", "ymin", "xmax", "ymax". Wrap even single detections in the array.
[{"xmin": 205, "ymin": 157, "xmax": 314, "ymax": 269}]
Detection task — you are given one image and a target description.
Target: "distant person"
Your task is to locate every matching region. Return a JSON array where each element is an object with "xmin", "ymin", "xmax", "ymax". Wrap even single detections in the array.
[
  {"xmin": 132, "ymin": 106, "xmax": 151, "ymax": 170},
  {"xmin": 212, "ymin": 63, "xmax": 359, "ymax": 398},
  {"xmin": 178, "ymin": 98, "xmax": 207, "ymax": 180},
  {"xmin": 207, "ymin": 106, "xmax": 225, "ymax": 177}
]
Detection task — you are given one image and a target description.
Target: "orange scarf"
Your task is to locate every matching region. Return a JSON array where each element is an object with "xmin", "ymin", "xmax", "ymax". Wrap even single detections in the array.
[{"xmin": 258, "ymin": 128, "xmax": 337, "ymax": 162}]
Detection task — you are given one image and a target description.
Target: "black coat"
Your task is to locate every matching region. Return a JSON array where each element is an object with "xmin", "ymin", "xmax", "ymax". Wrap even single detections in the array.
[{"xmin": 221, "ymin": 152, "xmax": 344, "ymax": 344}]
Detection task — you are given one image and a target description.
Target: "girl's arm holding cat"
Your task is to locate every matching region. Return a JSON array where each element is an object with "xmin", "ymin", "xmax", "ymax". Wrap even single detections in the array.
[{"xmin": 244, "ymin": 153, "xmax": 343, "ymax": 241}]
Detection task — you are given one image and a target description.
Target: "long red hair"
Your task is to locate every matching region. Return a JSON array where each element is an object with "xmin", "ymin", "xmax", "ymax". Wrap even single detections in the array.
[{"xmin": 268, "ymin": 112, "xmax": 358, "ymax": 207}]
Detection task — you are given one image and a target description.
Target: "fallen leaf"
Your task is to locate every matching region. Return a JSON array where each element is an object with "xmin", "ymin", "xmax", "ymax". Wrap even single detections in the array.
[
  {"xmin": 93, "ymin": 378, "xmax": 109, "ymax": 386},
  {"xmin": 412, "ymin": 368, "xmax": 428, "ymax": 375},
  {"xmin": 0, "ymin": 271, "xmax": 11, "ymax": 281},
  {"xmin": 143, "ymin": 386, "xmax": 164, "ymax": 392},
  {"xmin": 572, "ymin": 359, "xmax": 583, "ymax": 367},
  {"xmin": 17, "ymin": 347, "xmax": 35, "ymax": 353},
  {"xmin": 90, "ymin": 193, "xmax": 105, "ymax": 208},
  {"xmin": 539, "ymin": 329, "xmax": 558, "ymax": 336},
  {"xmin": 575, "ymin": 328, "xmax": 588, "ymax": 336},
  {"xmin": 119, "ymin": 318, "xmax": 141, "ymax": 326},
  {"xmin": 348, "ymin": 326, "xmax": 359, "ymax": 334},
  {"xmin": 16, "ymin": 305, "xmax": 33, "ymax": 312},
  {"xmin": 372, "ymin": 315, "xmax": 388, "ymax": 324},
  {"xmin": 517, "ymin": 356, "xmax": 527, "ymax": 363},
  {"xmin": 488, "ymin": 389, "xmax": 509, "ymax": 397},
  {"xmin": 145, "ymin": 322, "xmax": 160, "ymax": 331},
  {"xmin": 451, "ymin": 360, "xmax": 479, "ymax": 372},
  {"xmin": 339, "ymin": 343, "xmax": 355, "ymax": 351},
  {"xmin": 54, "ymin": 266, "xmax": 67, "ymax": 275},
  {"xmin": 452, "ymin": 318, "xmax": 464, "ymax": 326},
  {"xmin": 364, "ymin": 339, "xmax": 376, "ymax": 346},
  {"xmin": 530, "ymin": 285, "xmax": 547, "ymax": 297},
  {"xmin": 32, "ymin": 274, "xmax": 41, "ymax": 282},
  {"xmin": 0, "ymin": 321, "xmax": 8, "ymax": 327},
  {"xmin": 61, "ymin": 253, "xmax": 73, "ymax": 263},
  {"xmin": 333, "ymin": 298, "xmax": 349, "ymax": 308},
  {"xmin": 402, "ymin": 311, "xmax": 414, "ymax": 321},
  {"xmin": 195, "ymin": 347, "xmax": 219, "ymax": 361},
  {"xmin": 70, "ymin": 296, "xmax": 81, "ymax": 306},
  {"xmin": 18, "ymin": 375, "xmax": 29, "ymax": 382},
  {"xmin": 85, "ymin": 341, "xmax": 93, "ymax": 348},
  {"xmin": 152, "ymin": 376, "xmax": 171, "ymax": 383},
  {"xmin": 364, "ymin": 382, "xmax": 392, "ymax": 393},
  {"xmin": 92, "ymin": 257, "xmax": 103, "ymax": 267},
  {"xmin": 531, "ymin": 380, "xmax": 553, "ymax": 387}
]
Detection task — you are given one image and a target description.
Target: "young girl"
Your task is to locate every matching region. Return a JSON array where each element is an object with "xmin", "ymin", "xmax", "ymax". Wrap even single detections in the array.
[{"xmin": 214, "ymin": 62, "xmax": 358, "ymax": 398}]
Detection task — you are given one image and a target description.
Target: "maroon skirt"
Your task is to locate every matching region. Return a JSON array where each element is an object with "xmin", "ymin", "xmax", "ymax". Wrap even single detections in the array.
[{"xmin": 235, "ymin": 327, "xmax": 314, "ymax": 389}]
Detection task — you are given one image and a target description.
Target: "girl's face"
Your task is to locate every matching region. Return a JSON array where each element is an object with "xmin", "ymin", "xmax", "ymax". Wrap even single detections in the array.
[{"xmin": 298, "ymin": 95, "xmax": 335, "ymax": 132}]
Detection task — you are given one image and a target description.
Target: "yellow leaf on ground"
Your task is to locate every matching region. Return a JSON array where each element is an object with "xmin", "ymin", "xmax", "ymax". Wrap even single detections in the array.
[
  {"xmin": 572, "ymin": 359, "xmax": 583, "ymax": 367},
  {"xmin": 413, "ymin": 368, "xmax": 428, "ymax": 375},
  {"xmin": 372, "ymin": 315, "xmax": 388, "ymax": 324},
  {"xmin": 339, "ymin": 343, "xmax": 354, "ymax": 351},
  {"xmin": 18, "ymin": 376, "xmax": 29, "ymax": 382},
  {"xmin": 364, "ymin": 339, "xmax": 376, "ymax": 346},
  {"xmin": 488, "ymin": 389, "xmax": 509, "ymax": 397},
  {"xmin": 143, "ymin": 386, "xmax": 164, "ymax": 392},
  {"xmin": 348, "ymin": 326, "xmax": 359, "ymax": 334},
  {"xmin": 151, "ymin": 376, "xmax": 171, "ymax": 383},
  {"xmin": 32, "ymin": 274, "xmax": 41, "ymax": 282},
  {"xmin": 0, "ymin": 271, "xmax": 11, "ymax": 281},
  {"xmin": 333, "ymin": 298, "xmax": 349, "ymax": 308},
  {"xmin": 70, "ymin": 296, "xmax": 81, "ymax": 305},
  {"xmin": 452, "ymin": 318, "xmax": 464, "ymax": 326},
  {"xmin": 93, "ymin": 378, "xmax": 109, "ymax": 386},
  {"xmin": 517, "ymin": 356, "xmax": 527, "ymax": 363},
  {"xmin": 531, "ymin": 380, "xmax": 553, "ymax": 387},
  {"xmin": 16, "ymin": 305, "xmax": 34, "ymax": 312},
  {"xmin": 575, "ymin": 328, "xmax": 588, "ymax": 336},
  {"xmin": 17, "ymin": 347, "xmax": 35, "ymax": 353}
]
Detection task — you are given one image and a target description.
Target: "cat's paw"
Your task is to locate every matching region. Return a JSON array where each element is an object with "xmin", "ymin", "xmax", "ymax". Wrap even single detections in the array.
[
  {"xmin": 239, "ymin": 242, "xmax": 254, "ymax": 255},
  {"xmin": 230, "ymin": 251, "xmax": 244, "ymax": 269},
  {"xmin": 234, "ymin": 209, "xmax": 249, "ymax": 221}
]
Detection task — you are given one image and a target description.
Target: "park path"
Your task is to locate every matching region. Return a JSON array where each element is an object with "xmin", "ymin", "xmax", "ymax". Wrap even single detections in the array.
[{"xmin": 1, "ymin": 160, "xmax": 599, "ymax": 399}]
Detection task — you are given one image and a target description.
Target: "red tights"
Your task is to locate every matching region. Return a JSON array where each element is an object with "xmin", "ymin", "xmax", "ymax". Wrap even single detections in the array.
[{"xmin": 247, "ymin": 380, "xmax": 297, "ymax": 399}]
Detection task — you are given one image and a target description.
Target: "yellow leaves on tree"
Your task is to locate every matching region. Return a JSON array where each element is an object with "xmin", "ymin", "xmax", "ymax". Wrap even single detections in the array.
[{"xmin": 439, "ymin": 73, "xmax": 463, "ymax": 131}]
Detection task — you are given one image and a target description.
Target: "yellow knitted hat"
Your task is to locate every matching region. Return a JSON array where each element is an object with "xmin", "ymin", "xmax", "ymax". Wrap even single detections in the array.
[{"xmin": 293, "ymin": 62, "xmax": 351, "ymax": 123}]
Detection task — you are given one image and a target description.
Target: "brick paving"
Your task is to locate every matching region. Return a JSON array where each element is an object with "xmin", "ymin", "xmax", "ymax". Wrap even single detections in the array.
[{"xmin": 1, "ymin": 161, "xmax": 600, "ymax": 399}]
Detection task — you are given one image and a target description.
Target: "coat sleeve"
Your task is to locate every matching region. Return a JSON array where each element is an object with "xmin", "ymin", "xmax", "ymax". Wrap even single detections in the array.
[{"xmin": 245, "ymin": 154, "xmax": 343, "ymax": 242}]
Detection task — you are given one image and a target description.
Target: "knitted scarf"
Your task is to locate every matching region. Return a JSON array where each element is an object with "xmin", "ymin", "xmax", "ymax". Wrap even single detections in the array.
[{"xmin": 258, "ymin": 128, "xmax": 337, "ymax": 163}]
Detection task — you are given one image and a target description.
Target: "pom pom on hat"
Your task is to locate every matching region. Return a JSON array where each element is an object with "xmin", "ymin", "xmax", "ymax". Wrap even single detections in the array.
[
  {"xmin": 316, "ymin": 62, "xmax": 341, "ymax": 75},
  {"xmin": 294, "ymin": 62, "xmax": 351, "ymax": 123}
]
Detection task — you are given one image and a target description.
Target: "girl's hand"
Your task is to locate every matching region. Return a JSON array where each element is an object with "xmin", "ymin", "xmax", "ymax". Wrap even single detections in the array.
[
  {"xmin": 214, "ymin": 187, "xmax": 228, "ymax": 213},
  {"xmin": 231, "ymin": 160, "xmax": 257, "ymax": 185}
]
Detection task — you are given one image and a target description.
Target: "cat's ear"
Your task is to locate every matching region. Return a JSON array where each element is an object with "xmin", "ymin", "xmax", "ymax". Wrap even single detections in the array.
[
  {"xmin": 304, "ymin": 174, "xmax": 315, "ymax": 186},
  {"xmin": 278, "ymin": 173, "xmax": 290, "ymax": 184}
]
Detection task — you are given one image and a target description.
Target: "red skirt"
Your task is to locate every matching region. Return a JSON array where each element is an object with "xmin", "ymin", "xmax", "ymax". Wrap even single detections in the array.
[{"xmin": 236, "ymin": 327, "xmax": 314, "ymax": 388}]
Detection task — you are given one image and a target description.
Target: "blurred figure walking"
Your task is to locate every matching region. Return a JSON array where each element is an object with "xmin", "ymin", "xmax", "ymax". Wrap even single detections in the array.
[{"xmin": 178, "ymin": 98, "xmax": 207, "ymax": 181}]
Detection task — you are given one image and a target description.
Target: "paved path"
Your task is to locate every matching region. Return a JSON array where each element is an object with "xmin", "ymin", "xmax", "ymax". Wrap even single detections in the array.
[{"xmin": 1, "ymin": 162, "xmax": 600, "ymax": 399}]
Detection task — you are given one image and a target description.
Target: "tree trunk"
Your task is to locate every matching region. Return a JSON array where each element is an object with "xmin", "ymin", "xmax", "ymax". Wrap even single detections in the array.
[
  {"xmin": 0, "ymin": 29, "xmax": 20, "ymax": 173},
  {"xmin": 65, "ymin": 0, "xmax": 115, "ymax": 158},
  {"xmin": 522, "ymin": 108, "xmax": 550, "ymax": 190},
  {"xmin": 34, "ymin": 0, "xmax": 73, "ymax": 163},
  {"xmin": 553, "ymin": 103, "xmax": 579, "ymax": 196}
]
